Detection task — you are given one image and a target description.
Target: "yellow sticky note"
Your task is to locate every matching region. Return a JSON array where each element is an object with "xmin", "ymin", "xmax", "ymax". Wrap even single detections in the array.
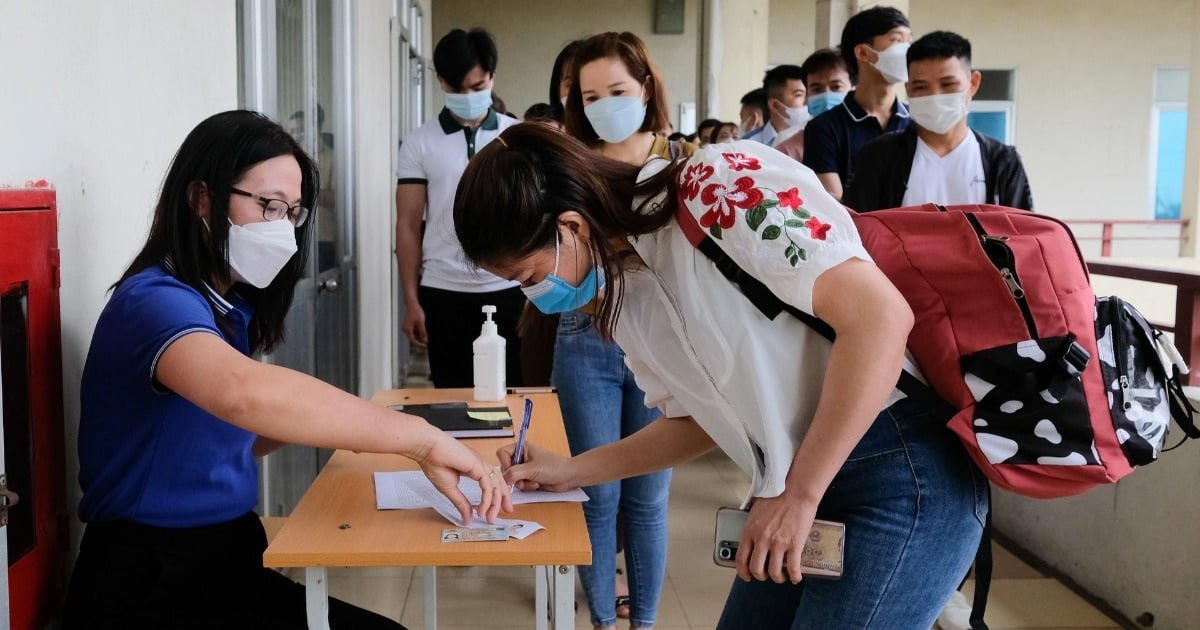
[{"xmin": 467, "ymin": 411, "xmax": 511, "ymax": 421}]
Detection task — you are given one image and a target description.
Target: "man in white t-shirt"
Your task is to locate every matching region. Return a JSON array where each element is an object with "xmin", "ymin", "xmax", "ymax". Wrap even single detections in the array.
[
  {"xmin": 395, "ymin": 27, "xmax": 522, "ymax": 388},
  {"xmin": 844, "ymin": 30, "xmax": 1033, "ymax": 212}
]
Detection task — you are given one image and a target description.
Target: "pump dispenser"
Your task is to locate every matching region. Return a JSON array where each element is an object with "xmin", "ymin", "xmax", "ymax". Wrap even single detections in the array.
[{"xmin": 473, "ymin": 305, "xmax": 506, "ymax": 401}]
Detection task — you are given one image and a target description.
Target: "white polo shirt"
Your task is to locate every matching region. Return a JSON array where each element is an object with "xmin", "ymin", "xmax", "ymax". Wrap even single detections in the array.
[
  {"xmin": 613, "ymin": 141, "xmax": 911, "ymax": 502},
  {"xmin": 396, "ymin": 108, "xmax": 519, "ymax": 293}
]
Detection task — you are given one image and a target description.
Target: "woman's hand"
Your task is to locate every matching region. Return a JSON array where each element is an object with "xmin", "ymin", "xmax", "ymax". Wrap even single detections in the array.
[
  {"xmin": 497, "ymin": 441, "xmax": 579, "ymax": 492},
  {"xmin": 416, "ymin": 432, "xmax": 513, "ymax": 525},
  {"xmin": 735, "ymin": 493, "xmax": 821, "ymax": 585}
]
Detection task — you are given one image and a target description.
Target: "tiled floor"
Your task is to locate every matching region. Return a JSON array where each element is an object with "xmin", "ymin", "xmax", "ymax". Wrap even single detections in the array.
[{"xmin": 286, "ymin": 448, "xmax": 1123, "ymax": 629}]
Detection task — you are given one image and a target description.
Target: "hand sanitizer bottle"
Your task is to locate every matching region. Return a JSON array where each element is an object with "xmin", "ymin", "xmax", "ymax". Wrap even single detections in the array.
[{"xmin": 473, "ymin": 305, "xmax": 506, "ymax": 401}]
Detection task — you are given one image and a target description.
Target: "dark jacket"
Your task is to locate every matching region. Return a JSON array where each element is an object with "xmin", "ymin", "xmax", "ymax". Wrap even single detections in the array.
[{"xmin": 843, "ymin": 126, "xmax": 1034, "ymax": 212}]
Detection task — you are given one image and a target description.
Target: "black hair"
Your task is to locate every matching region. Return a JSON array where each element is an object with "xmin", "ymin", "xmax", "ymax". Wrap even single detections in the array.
[
  {"xmin": 800, "ymin": 48, "xmax": 848, "ymax": 86},
  {"xmin": 117, "ymin": 110, "xmax": 318, "ymax": 354},
  {"xmin": 549, "ymin": 40, "xmax": 582, "ymax": 122},
  {"xmin": 524, "ymin": 102, "xmax": 557, "ymax": 121},
  {"xmin": 667, "ymin": 131, "xmax": 685, "ymax": 142},
  {"xmin": 453, "ymin": 123, "xmax": 685, "ymax": 339},
  {"xmin": 696, "ymin": 118, "xmax": 721, "ymax": 140},
  {"xmin": 433, "ymin": 28, "xmax": 498, "ymax": 89},
  {"xmin": 740, "ymin": 88, "xmax": 767, "ymax": 112},
  {"xmin": 762, "ymin": 64, "xmax": 807, "ymax": 100},
  {"xmin": 839, "ymin": 6, "xmax": 910, "ymax": 81},
  {"xmin": 908, "ymin": 30, "xmax": 972, "ymax": 69}
]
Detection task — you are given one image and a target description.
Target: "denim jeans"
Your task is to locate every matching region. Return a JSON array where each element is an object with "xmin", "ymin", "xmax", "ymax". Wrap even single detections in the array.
[
  {"xmin": 553, "ymin": 311, "xmax": 672, "ymax": 628},
  {"xmin": 716, "ymin": 397, "xmax": 988, "ymax": 630}
]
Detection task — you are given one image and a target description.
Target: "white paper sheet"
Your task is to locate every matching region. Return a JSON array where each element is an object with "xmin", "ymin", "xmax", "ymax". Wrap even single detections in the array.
[{"xmin": 373, "ymin": 471, "xmax": 588, "ymax": 510}]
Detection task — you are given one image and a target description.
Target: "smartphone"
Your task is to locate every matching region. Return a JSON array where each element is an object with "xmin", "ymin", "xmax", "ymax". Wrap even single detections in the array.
[{"xmin": 712, "ymin": 507, "xmax": 846, "ymax": 579}]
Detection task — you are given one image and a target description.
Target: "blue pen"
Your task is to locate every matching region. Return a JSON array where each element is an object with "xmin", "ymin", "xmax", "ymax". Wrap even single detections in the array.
[
  {"xmin": 512, "ymin": 398, "xmax": 534, "ymax": 466},
  {"xmin": 509, "ymin": 398, "xmax": 533, "ymax": 492}
]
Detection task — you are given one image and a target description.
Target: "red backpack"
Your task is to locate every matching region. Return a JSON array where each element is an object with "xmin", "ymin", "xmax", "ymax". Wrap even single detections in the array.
[{"xmin": 678, "ymin": 202, "xmax": 1198, "ymax": 499}]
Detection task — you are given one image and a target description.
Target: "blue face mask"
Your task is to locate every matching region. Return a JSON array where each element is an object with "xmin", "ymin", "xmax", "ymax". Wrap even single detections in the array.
[
  {"xmin": 584, "ymin": 95, "xmax": 647, "ymax": 143},
  {"xmin": 807, "ymin": 91, "xmax": 848, "ymax": 117},
  {"xmin": 521, "ymin": 234, "xmax": 605, "ymax": 314},
  {"xmin": 445, "ymin": 89, "xmax": 493, "ymax": 120}
]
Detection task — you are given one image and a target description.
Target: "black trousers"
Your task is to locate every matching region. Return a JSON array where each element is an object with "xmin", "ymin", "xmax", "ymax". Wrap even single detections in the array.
[
  {"xmin": 419, "ymin": 285, "xmax": 526, "ymax": 389},
  {"xmin": 63, "ymin": 511, "xmax": 404, "ymax": 630}
]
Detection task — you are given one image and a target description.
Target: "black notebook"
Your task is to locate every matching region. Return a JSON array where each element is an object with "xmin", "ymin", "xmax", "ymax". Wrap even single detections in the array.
[{"xmin": 389, "ymin": 402, "xmax": 514, "ymax": 438}]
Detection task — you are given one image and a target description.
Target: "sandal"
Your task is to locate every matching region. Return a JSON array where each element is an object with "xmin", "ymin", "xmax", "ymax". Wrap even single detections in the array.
[
  {"xmin": 615, "ymin": 567, "xmax": 630, "ymax": 619},
  {"xmin": 615, "ymin": 595, "xmax": 631, "ymax": 620}
]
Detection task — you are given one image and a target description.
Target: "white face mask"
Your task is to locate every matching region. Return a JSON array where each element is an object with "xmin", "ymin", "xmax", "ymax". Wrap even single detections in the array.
[
  {"xmin": 908, "ymin": 91, "xmax": 969, "ymax": 135},
  {"xmin": 781, "ymin": 104, "xmax": 813, "ymax": 130},
  {"xmin": 870, "ymin": 42, "xmax": 911, "ymax": 84},
  {"xmin": 227, "ymin": 219, "xmax": 298, "ymax": 288}
]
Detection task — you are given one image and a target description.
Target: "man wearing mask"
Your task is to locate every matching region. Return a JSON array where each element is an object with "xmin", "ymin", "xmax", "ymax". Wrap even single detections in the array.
[
  {"xmin": 775, "ymin": 48, "xmax": 854, "ymax": 162},
  {"xmin": 738, "ymin": 88, "xmax": 768, "ymax": 142},
  {"xmin": 803, "ymin": 5, "xmax": 913, "ymax": 199},
  {"xmin": 844, "ymin": 31, "xmax": 1033, "ymax": 212},
  {"xmin": 394, "ymin": 28, "xmax": 523, "ymax": 388},
  {"xmin": 754, "ymin": 64, "xmax": 809, "ymax": 148}
]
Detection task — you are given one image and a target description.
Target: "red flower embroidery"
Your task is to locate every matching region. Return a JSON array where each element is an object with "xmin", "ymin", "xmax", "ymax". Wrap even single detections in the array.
[
  {"xmin": 699, "ymin": 176, "xmax": 764, "ymax": 229},
  {"xmin": 680, "ymin": 162, "xmax": 715, "ymax": 201},
  {"xmin": 777, "ymin": 187, "xmax": 802, "ymax": 210},
  {"xmin": 722, "ymin": 152, "xmax": 761, "ymax": 171},
  {"xmin": 806, "ymin": 216, "xmax": 832, "ymax": 240}
]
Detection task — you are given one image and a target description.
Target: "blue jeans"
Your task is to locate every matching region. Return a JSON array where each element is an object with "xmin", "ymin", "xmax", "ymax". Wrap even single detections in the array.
[
  {"xmin": 553, "ymin": 311, "xmax": 672, "ymax": 628},
  {"xmin": 716, "ymin": 397, "xmax": 988, "ymax": 630}
]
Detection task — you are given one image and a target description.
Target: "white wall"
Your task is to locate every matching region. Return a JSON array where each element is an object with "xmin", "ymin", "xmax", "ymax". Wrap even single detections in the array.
[
  {"xmin": 353, "ymin": 0, "xmax": 402, "ymax": 397},
  {"xmin": 768, "ymin": 0, "xmax": 817, "ymax": 67},
  {"xmin": 431, "ymin": 0, "xmax": 701, "ymax": 130},
  {"xmin": 0, "ymin": 0, "xmax": 239, "ymax": 553}
]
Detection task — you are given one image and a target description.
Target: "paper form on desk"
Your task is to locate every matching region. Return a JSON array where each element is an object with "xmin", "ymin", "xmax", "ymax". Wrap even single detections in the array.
[
  {"xmin": 372, "ymin": 471, "xmax": 587, "ymax": 540},
  {"xmin": 373, "ymin": 471, "xmax": 588, "ymax": 509}
]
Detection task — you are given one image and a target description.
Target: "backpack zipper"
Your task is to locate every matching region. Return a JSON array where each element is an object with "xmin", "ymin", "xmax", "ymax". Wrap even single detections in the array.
[
  {"xmin": 1108, "ymin": 298, "xmax": 1133, "ymax": 410},
  {"xmin": 970, "ymin": 222, "xmax": 1039, "ymax": 338}
]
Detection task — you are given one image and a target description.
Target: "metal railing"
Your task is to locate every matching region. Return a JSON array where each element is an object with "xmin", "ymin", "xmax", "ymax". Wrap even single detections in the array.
[
  {"xmin": 1087, "ymin": 260, "xmax": 1200, "ymax": 386},
  {"xmin": 1067, "ymin": 219, "xmax": 1188, "ymax": 257}
]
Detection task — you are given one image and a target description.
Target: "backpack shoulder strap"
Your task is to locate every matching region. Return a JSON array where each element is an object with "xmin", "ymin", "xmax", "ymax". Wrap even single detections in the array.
[{"xmin": 675, "ymin": 203, "xmax": 948, "ymax": 416}]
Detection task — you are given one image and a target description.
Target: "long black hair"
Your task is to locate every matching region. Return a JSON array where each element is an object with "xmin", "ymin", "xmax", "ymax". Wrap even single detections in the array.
[
  {"xmin": 453, "ymin": 122, "xmax": 685, "ymax": 339},
  {"xmin": 117, "ymin": 110, "xmax": 318, "ymax": 354},
  {"xmin": 548, "ymin": 40, "xmax": 581, "ymax": 122}
]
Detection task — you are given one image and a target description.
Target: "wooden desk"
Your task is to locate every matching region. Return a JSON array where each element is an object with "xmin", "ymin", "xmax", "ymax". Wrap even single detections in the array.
[{"xmin": 262, "ymin": 389, "xmax": 590, "ymax": 629}]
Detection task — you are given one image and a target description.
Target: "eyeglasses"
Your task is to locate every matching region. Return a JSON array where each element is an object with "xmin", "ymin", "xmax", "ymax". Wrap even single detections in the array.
[{"xmin": 230, "ymin": 187, "xmax": 310, "ymax": 227}]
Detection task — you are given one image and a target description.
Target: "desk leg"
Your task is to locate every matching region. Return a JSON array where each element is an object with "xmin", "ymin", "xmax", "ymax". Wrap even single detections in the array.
[
  {"xmin": 424, "ymin": 567, "xmax": 437, "ymax": 629},
  {"xmin": 535, "ymin": 566, "xmax": 548, "ymax": 630},
  {"xmin": 304, "ymin": 567, "xmax": 331, "ymax": 630},
  {"xmin": 551, "ymin": 565, "xmax": 575, "ymax": 630}
]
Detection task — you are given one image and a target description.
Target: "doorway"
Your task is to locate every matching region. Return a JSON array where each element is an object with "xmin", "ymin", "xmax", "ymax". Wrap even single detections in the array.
[{"xmin": 239, "ymin": 0, "xmax": 359, "ymax": 516}]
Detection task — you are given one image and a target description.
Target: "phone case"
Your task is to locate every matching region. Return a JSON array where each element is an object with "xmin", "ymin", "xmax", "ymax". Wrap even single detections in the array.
[{"xmin": 712, "ymin": 507, "xmax": 845, "ymax": 579}]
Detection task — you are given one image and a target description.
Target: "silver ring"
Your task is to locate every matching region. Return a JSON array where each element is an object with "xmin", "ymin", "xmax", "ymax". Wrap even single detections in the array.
[{"xmin": 489, "ymin": 470, "xmax": 496, "ymax": 478}]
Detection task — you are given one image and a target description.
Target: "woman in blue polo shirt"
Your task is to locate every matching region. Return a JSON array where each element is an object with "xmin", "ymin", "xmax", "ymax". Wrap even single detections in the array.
[{"xmin": 63, "ymin": 110, "xmax": 509, "ymax": 629}]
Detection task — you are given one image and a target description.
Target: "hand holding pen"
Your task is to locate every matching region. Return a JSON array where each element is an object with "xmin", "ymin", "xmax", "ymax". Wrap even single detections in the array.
[
  {"xmin": 509, "ymin": 398, "xmax": 533, "ymax": 492},
  {"xmin": 498, "ymin": 397, "xmax": 579, "ymax": 493}
]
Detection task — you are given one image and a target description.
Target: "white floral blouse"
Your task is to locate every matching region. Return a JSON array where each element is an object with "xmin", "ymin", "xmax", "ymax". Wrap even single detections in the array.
[{"xmin": 613, "ymin": 140, "xmax": 911, "ymax": 501}]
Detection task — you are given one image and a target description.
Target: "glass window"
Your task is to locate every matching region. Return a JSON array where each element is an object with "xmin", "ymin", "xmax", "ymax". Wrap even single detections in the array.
[
  {"xmin": 967, "ymin": 111, "xmax": 1009, "ymax": 143},
  {"xmin": 1153, "ymin": 68, "xmax": 1188, "ymax": 220},
  {"xmin": 969, "ymin": 69, "xmax": 1015, "ymax": 144}
]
